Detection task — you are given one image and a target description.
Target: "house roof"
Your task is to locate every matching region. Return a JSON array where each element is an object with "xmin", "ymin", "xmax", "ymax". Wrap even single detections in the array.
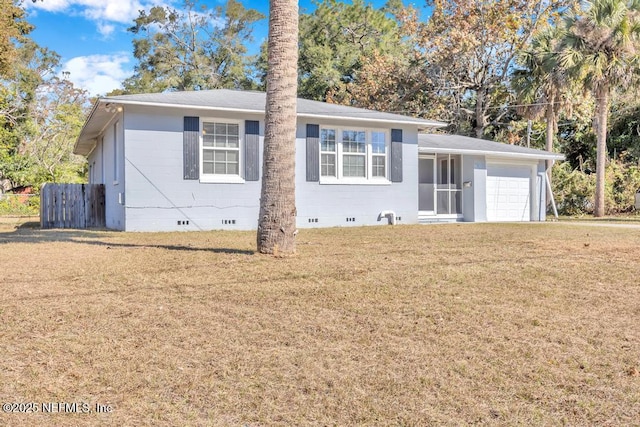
[
  {"xmin": 419, "ymin": 133, "xmax": 565, "ymax": 161},
  {"xmin": 75, "ymin": 89, "xmax": 446, "ymax": 155}
]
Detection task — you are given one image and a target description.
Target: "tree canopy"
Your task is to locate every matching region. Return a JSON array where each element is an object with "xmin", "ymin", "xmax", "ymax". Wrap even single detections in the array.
[
  {"xmin": 117, "ymin": 0, "xmax": 264, "ymax": 94},
  {"xmin": 0, "ymin": 0, "xmax": 33, "ymax": 79},
  {"xmin": 295, "ymin": 0, "xmax": 407, "ymax": 102},
  {"xmin": 1, "ymin": 1, "xmax": 88, "ymax": 194},
  {"xmin": 559, "ymin": 0, "xmax": 640, "ymax": 216}
]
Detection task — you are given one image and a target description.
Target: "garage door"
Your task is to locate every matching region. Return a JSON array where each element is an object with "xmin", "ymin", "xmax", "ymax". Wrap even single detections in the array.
[{"xmin": 486, "ymin": 163, "xmax": 532, "ymax": 221}]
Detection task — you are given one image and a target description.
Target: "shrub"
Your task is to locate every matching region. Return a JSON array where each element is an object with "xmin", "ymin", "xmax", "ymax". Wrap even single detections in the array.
[
  {"xmin": 552, "ymin": 162, "xmax": 595, "ymax": 215},
  {"xmin": 0, "ymin": 194, "xmax": 40, "ymax": 216},
  {"xmin": 552, "ymin": 159, "xmax": 640, "ymax": 216}
]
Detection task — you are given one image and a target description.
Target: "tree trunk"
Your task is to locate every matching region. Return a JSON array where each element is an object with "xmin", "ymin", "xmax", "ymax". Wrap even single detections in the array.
[
  {"xmin": 257, "ymin": 0, "xmax": 299, "ymax": 255},
  {"xmin": 474, "ymin": 89, "xmax": 486, "ymax": 138},
  {"xmin": 594, "ymin": 84, "xmax": 609, "ymax": 217}
]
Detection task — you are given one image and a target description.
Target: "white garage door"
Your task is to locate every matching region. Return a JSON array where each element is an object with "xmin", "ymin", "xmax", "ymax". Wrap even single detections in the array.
[{"xmin": 486, "ymin": 163, "xmax": 532, "ymax": 221}]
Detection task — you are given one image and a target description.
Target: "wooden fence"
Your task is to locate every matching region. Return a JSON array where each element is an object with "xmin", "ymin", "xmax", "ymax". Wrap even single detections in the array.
[{"xmin": 40, "ymin": 183, "xmax": 105, "ymax": 229}]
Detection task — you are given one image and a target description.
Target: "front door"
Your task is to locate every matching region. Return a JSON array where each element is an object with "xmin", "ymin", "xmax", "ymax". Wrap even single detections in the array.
[
  {"xmin": 418, "ymin": 156, "xmax": 435, "ymax": 215},
  {"xmin": 419, "ymin": 154, "xmax": 463, "ymax": 218}
]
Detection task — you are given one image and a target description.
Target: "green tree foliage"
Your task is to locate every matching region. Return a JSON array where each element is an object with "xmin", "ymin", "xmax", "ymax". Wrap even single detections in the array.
[
  {"xmin": 512, "ymin": 25, "xmax": 571, "ymax": 156},
  {"xmin": 552, "ymin": 161, "xmax": 596, "ymax": 214},
  {"xmin": 1, "ymin": 39, "xmax": 61, "ymax": 190},
  {"xmin": 22, "ymin": 77, "xmax": 90, "ymax": 183},
  {"xmin": 119, "ymin": 0, "xmax": 263, "ymax": 94},
  {"xmin": 559, "ymin": 0, "xmax": 640, "ymax": 216},
  {"xmin": 0, "ymin": 0, "xmax": 37, "ymax": 191},
  {"xmin": 290, "ymin": 0, "xmax": 407, "ymax": 102},
  {"xmin": 0, "ymin": 0, "xmax": 33, "ymax": 79},
  {"xmin": 607, "ymin": 95, "xmax": 640, "ymax": 163},
  {"xmin": 1, "ymin": 1, "xmax": 88, "ymax": 197},
  {"xmin": 553, "ymin": 158, "xmax": 640, "ymax": 215}
]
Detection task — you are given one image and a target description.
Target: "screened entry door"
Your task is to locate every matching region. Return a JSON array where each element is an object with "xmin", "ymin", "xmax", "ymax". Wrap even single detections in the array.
[
  {"xmin": 419, "ymin": 154, "xmax": 462, "ymax": 217},
  {"xmin": 418, "ymin": 156, "xmax": 435, "ymax": 214}
]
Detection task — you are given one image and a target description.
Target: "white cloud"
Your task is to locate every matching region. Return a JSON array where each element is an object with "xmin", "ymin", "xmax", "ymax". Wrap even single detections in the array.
[
  {"xmin": 27, "ymin": 0, "xmax": 173, "ymax": 25},
  {"xmin": 27, "ymin": 0, "xmax": 71, "ymax": 13},
  {"xmin": 97, "ymin": 22, "xmax": 116, "ymax": 38},
  {"xmin": 61, "ymin": 54, "xmax": 131, "ymax": 96}
]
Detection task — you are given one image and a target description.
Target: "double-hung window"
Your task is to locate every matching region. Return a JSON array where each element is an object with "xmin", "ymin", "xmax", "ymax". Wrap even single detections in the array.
[
  {"xmin": 201, "ymin": 120, "xmax": 243, "ymax": 182},
  {"xmin": 320, "ymin": 127, "xmax": 389, "ymax": 183},
  {"xmin": 342, "ymin": 130, "xmax": 366, "ymax": 177},
  {"xmin": 320, "ymin": 129, "xmax": 337, "ymax": 177},
  {"xmin": 371, "ymin": 131, "xmax": 387, "ymax": 178}
]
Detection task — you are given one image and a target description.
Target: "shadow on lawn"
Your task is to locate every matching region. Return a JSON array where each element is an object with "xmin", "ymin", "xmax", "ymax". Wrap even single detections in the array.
[{"xmin": 0, "ymin": 223, "xmax": 255, "ymax": 255}]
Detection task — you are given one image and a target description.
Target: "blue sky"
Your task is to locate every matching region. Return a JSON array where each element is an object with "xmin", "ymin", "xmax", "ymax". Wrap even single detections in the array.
[{"xmin": 24, "ymin": 0, "xmax": 412, "ymax": 97}]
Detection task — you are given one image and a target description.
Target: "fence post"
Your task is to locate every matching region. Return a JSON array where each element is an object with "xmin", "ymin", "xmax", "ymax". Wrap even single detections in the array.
[{"xmin": 40, "ymin": 184, "xmax": 48, "ymax": 228}]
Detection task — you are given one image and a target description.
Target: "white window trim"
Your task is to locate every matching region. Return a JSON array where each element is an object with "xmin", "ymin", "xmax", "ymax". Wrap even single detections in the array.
[
  {"xmin": 199, "ymin": 117, "xmax": 245, "ymax": 184},
  {"xmin": 319, "ymin": 127, "xmax": 391, "ymax": 185}
]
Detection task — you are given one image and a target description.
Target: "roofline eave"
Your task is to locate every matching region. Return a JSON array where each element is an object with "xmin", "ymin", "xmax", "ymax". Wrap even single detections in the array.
[
  {"xmin": 418, "ymin": 146, "xmax": 565, "ymax": 161},
  {"xmin": 97, "ymin": 99, "xmax": 447, "ymax": 128}
]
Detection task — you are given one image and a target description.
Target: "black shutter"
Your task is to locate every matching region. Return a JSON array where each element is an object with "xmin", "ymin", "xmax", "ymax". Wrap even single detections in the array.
[
  {"xmin": 245, "ymin": 120, "xmax": 260, "ymax": 181},
  {"xmin": 183, "ymin": 117, "xmax": 199, "ymax": 180},
  {"xmin": 306, "ymin": 124, "xmax": 320, "ymax": 182},
  {"xmin": 390, "ymin": 129, "xmax": 403, "ymax": 183}
]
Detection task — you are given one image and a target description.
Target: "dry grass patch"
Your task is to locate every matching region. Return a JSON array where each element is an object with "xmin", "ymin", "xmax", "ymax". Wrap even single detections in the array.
[{"xmin": 1, "ymin": 221, "xmax": 639, "ymax": 426}]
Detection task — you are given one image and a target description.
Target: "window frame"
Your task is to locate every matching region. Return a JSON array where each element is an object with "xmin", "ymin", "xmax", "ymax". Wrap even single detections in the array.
[
  {"xmin": 319, "ymin": 126, "xmax": 391, "ymax": 185},
  {"xmin": 370, "ymin": 130, "xmax": 387, "ymax": 178},
  {"xmin": 320, "ymin": 128, "xmax": 337, "ymax": 178},
  {"xmin": 199, "ymin": 118, "xmax": 245, "ymax": 184}
]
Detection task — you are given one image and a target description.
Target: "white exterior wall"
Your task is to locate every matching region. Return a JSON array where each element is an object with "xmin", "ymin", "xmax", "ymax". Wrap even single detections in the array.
[
  {"xmin": 296, "ymin": 119, "xmax": 418, "ymax": 228},
  {"xmin": 98, "ymin": 113, "xmax": 126, "ymax": 230},
  {"xmin": 123, "ymin": 107, "xmax": 262, "ymax": 232},
  {"xmin": 466, "ymin": 156, "xmax": 545, "ymax": 223},
  {"xmin": 444, "ymin": 155, "xmax": 548, "ymax": 223},
  {"xmin": 461, "ymin": 155, "xmax": 485, "ymax": 222},
  {"xmin": 119, "ymin": 106, "xmax": 419, "ymax": 232},
  {"xmin": 87, "ymin": 137, "xmax": 104, "ymax": 185}
]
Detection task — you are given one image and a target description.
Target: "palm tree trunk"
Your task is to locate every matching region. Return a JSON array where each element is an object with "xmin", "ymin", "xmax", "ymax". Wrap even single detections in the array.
[
  {"xmin": 257, "ymin": 0, "xmax": 299, "ymax": 255},
  {"xmin": 594, "ymin": 84, "xmax": 609, "ymax": 217}
]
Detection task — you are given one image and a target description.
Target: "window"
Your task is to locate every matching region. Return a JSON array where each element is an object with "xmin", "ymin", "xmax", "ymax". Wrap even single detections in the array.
[
  {"xmin": 371, "ymin": 131, "xmax": 387, "ymax": 177},
  {"xmin": 342, "ymin": 130, "xmax": 366, "ymax": 177},
  {"xmin": 320, "ymin": 129, "xmax": 336, "ymax": 177},
  {"xmin": 201, "ymin": 120, "xmax": 242, "ymax": 181},
  {"xmin": 319, "ymin": 127, "xmax": 389, "ymax": 183}
]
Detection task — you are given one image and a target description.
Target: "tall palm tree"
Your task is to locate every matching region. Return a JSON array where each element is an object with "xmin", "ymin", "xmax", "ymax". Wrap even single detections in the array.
[
  {"xmin": 559, "ymin": 0, "xmax": 640, "ymax": 217},
  {"xmin": 513, "ymin": 25, "xmax": 569, "ymax": 201},
  {"xmin": 257, "ymin": 0, "xmax": 299, "ymax": 255}
]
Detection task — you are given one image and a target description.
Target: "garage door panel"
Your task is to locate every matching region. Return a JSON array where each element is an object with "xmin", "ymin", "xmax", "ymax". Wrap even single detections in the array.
[{"xmin": 486, "ymin": 164, "xmax": 532, "ymax": 222}]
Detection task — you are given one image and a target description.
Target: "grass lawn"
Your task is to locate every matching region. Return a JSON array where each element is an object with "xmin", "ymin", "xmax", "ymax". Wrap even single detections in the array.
[{"xmin": 1, "ymin": 220, "xmax": 639, "ymax": 426}]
